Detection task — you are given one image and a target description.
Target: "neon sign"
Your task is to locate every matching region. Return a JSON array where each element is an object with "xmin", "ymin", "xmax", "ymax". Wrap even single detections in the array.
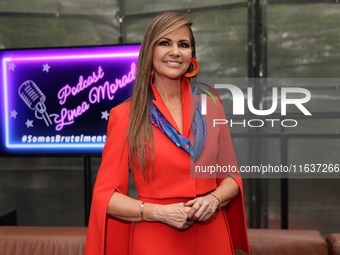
[{"xmin": 0, "ymin": 44, "xmax": 140, "ymax": 154}]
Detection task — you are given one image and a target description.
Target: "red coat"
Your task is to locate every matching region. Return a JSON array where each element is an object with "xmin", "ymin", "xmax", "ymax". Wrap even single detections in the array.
[{"xmin": 85, "ymin": 78, "xmax": 250, "ymax": 255}]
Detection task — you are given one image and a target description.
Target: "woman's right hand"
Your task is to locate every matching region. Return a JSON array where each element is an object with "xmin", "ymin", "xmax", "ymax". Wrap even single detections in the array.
[{"xmin": 154, "ymin": 203, "xmax": 193, "ymax": 230}]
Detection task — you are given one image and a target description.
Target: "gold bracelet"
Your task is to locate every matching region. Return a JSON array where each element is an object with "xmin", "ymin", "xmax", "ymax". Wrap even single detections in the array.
[
  {"xmin": 140, "ymin": 201, "xmax": 145, "ymax": 222},
  {"xmin": 210, "ymin": 193, "xmax": 221, "ymax": 205},
  {"xmin": 210, "ymin": 193, "xmax": 221, "ymax": 219}
]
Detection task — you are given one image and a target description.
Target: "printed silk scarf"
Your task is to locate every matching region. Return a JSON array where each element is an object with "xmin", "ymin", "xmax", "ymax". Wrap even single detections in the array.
[{"xmin": 149, "ymin": 83, "xmax": 207, "ymax": 162}]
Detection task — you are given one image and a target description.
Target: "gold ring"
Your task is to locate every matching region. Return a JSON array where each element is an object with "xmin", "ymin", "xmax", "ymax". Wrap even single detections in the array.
[{"xmin": 196, "ymin": 201, "xmax": 202, "ymax": 207}]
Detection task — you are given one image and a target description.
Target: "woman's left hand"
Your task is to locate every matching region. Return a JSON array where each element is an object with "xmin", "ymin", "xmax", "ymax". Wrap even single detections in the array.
[{"xmin": 184, "ymin": 194, "xmax": 220, "ymax": 222}]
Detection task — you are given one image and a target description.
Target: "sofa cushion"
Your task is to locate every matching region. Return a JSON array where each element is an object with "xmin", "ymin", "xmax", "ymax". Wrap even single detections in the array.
[
  {"xmin": 0, "ymin": 226, "xmax": 86, "ymax": 255},
  {"xmin": 327, "ymin": 233, "xmax": 340, "ymax": 255},
  {"xmin": 248, "ymin": 229, "xmax": 328, "ymax": 255}
]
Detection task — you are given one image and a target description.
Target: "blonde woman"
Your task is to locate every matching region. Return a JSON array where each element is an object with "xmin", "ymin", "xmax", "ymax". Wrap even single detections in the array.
[{"xmin": 85, "ymin": 12, "xmax": 249, "ymax": 255}]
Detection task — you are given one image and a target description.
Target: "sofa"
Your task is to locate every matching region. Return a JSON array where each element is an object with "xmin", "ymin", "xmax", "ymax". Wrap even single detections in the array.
[
  {"xmin": 248, "ymin": 229, "xmax": 328, "ymax": 255},
  {"xmin": 0, "ymin": 226, "xmax": 339, "ymax": 255},
  {"xmin": 327, "ymin": 233, "xmax": 340, "ymax": 255}
]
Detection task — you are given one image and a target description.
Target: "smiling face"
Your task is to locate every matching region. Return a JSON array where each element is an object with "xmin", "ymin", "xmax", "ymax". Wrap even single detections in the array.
[{"xmin": 152, "ymin": 26, "xmax": 193, "ymax": 81}]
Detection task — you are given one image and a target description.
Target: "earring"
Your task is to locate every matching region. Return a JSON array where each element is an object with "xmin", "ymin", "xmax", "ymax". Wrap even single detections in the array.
[
  {"xmin": 150, "ymin": 68, "xmax": 155, "ymax": 76},
  {"xmin": 150, "ymin": 68, "xmax": 155, "ymax": 84},
  {"xmin": 184, "ymin": 58, "xmax": 199, "ymax": 78}
]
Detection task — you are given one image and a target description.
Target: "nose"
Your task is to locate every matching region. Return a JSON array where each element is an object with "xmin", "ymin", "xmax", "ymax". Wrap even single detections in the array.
[{"xmin": 169, "ymin": 45, "xmax": 180, "ymax": 57}]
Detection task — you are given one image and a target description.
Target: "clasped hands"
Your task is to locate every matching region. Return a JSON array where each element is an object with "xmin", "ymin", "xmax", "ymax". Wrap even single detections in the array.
[{"xmin": 161, "ymin": 194, "xmax": 221, "ymax": 230}]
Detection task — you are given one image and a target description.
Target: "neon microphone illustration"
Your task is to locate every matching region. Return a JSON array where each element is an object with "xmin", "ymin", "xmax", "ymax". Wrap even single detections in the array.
[{"xmin": 18, "ymin": 80, "xmax": 53, "ymax": 127}]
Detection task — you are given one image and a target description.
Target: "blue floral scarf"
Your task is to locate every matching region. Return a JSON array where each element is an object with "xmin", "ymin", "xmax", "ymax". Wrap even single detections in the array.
[{"xmin": 149, "ymin": 83, "xmax": 206, "ymax": 162}]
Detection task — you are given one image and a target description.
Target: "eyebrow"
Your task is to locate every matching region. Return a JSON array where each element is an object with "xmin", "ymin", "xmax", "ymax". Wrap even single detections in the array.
[{"xmin": 160, "ymin": 37, "xmax": 190, "ymax": 43}]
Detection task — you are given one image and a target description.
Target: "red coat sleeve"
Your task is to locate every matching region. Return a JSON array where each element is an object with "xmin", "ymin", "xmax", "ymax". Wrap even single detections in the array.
[
  {"xmin": 216, "ymin": 101, "xmax": 250, "ymax": 254},
  {"xmin": 85, "ymin": 102, "xmax": 132, "ymax": 255}
]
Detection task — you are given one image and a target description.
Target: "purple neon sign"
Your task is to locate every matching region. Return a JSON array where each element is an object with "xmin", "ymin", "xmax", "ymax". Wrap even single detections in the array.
[{"xmin": 0, "ymin": 44, "xmax": 140, "ymax": 154}]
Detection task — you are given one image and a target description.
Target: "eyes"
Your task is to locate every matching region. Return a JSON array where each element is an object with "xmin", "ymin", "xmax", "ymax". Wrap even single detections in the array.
[{"xmin": 158, "ymin": 40, "xmax": 191, "ymax": 48}]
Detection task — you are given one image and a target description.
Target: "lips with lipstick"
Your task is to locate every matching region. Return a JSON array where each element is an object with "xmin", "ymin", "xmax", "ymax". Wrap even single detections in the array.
[{"xmin": 164, "ymin": 61, "xmax": 182, "ymax": 66}]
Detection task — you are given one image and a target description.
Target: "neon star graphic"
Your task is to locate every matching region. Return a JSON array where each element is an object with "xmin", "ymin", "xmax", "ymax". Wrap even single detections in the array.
[
  {"xmin": 25, "ymin": 119, "xmax": 33, "ymax": 128},
  {"xmin": 8, "ymin": 62, "xmax": 16, "ymax": 71},
  {"xmin": 42, "ymin": 63, "xmax": 50, "ymax": 72},
  {"xmin": 101, "ymin": 110, "xmax": 110, "ymax": 120},
  {"xmin": 10, "ymin": 110, "xmax": 18, "ymax": 118}
]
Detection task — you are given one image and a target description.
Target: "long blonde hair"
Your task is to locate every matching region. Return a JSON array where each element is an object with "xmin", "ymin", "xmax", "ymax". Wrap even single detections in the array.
[{"xmin": 127, "ymin": 12, "xmax": 196, "ymax": 180}]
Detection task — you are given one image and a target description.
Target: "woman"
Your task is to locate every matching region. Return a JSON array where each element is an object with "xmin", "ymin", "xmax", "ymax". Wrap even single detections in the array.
[{"xmin": 85, "ymin": 12, "xmax": 249, "ymax": 255}]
